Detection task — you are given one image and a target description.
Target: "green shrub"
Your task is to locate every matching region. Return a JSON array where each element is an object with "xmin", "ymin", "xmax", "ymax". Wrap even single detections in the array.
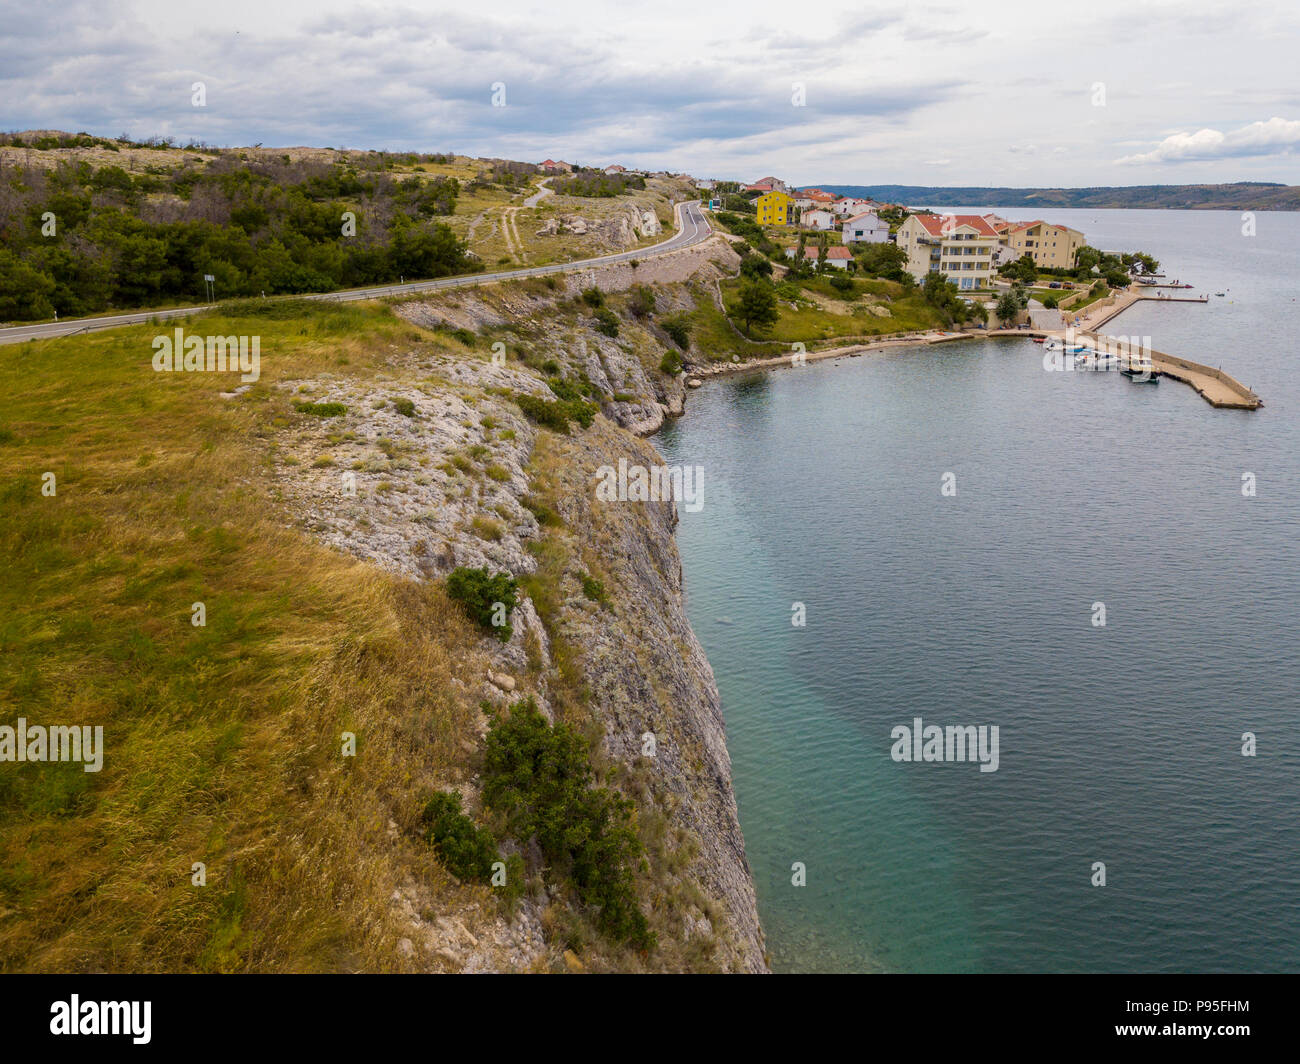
[
  {"xmin": 435, "ymin": 325, "xmax": 477, "ymax": 347},
  {"xmin": 661, "ymin": 316, "xmax": 690, "ymax": 351},
  {"xmin": 594, "ymin": 308, "xmax": 619, "ymax": 337},
  {"xmin": 581, "ymin": 287, "xmax": 605, "ymax": 308},
  {"xmin": 483, "ymin": 700, "xmax": 653, "ymax": 949},
  {"xmin": 628, "ymin": 285, "xmax": 655, "ymax": 318},
  {"xmin": 421, "ymin": 791, "xmax": 498, "ymax": 881},
  {"xmin": 293, "ymin": 401, "xmax": 347, "ymax": 417},
  {"xmin": 393, "ymin": 397, "xmax": 416, "ymax": 417},
  {"xmin": 523, "ymin": 496, "xmax": 563, "ymax": 527},
  {"xmin": 581, "ymin": 574, "xmax": 609, "ymax": 606},
  {"xmin": 514, "ymin": 393, "xmax": 597, "ymax": 433},
  {"xmin": 446, "ymin": 567, "xmax": 519, "ymax": 641},
  {"xmin": 659, "ymin": 350, "xmax": 683, "ymax": 376}
]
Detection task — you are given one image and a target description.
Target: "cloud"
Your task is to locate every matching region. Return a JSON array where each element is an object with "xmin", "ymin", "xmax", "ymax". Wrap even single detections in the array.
[{"xmin": 1116, "ymin": 117, "xmax": 1300, "ymax": 164}]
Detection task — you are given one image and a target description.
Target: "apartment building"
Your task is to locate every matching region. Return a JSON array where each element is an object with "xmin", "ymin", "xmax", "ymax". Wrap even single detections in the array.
[
  {"xmin": 756, "ymin": 190, "xmax": 794, "ymax": 225},
  {"xmin": 1004, "ymin": 220, "xmax": 1086, "ymax": 269},
  {"xmin": 896, "ymin": 213, "xmax": 1000, "ymax": 289}
]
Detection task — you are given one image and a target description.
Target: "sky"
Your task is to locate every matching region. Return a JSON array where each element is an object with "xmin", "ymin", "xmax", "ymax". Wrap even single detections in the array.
[{"xmin": 4, "ymin": 0, "xmax": 1300, "ymax": 187}]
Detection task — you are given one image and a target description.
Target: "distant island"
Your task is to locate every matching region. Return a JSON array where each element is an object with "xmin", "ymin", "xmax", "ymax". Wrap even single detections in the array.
[{"xmin": 819, "ymin": 182, "xmax": 1300, "ymax": 211}]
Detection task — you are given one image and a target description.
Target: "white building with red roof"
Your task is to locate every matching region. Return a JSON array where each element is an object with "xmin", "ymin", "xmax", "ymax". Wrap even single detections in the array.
[
  {"xmin": 896, "ymin": 213, "xmax": 1000, "ymax": 288},
  {"xmin": 795, "ymin": 187, "xmax": 837, "ymax": 209},
  {"xmin": 783, "ymin": 245, "xmax": 853, "ymax": 268},
  {"xmin": 831, "ymin": 196, "xmax": 877, "ymax": 217},
  {"xmin": 744, "ymin": 176, "xmax": 790, "ymax": 194}
]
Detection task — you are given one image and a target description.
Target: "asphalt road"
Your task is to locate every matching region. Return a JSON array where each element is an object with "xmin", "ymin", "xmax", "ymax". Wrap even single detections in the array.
[{"xmin": 0, "ymin": 199, "xmax": 712, "ymax": 346}]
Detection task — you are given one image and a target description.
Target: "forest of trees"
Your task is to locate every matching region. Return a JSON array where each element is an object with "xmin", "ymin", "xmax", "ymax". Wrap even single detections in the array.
[{"xmin": 0, "ymin": 152, "xmax": 478, "ymax": 321}]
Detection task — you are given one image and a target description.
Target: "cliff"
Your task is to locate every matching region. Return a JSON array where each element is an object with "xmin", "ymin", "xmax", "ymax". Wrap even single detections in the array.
[{"xmin": 268, "ymin": 234, "xmax": 766, "ymax": 971}]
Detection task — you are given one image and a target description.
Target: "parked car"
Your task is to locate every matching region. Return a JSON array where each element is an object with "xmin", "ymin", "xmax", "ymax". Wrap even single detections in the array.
[{"xmin": 1048, "ymin": 281, "xmax": 1062, "ymax": 288}]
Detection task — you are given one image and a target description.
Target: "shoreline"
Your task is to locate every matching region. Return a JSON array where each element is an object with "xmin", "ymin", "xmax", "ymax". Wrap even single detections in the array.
[{"xmin": 681, "ymin": 315, "xmax": 1263, "ymax": 411}]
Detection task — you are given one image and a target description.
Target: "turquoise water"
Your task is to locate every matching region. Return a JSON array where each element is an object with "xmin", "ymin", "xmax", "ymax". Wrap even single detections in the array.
[{"xmin": 657, "ymin": 210, "xmax": 1300, "ymax": 973}]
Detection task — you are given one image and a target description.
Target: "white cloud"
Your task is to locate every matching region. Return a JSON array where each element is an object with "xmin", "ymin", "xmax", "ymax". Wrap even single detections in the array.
[
  {"xmin": 4, "ymin": 0, "xmax": 1300, "ymax": 184},
  {"xmin": 1117, "ymin": 117, "xmax": 1300, "ymax": 164}
]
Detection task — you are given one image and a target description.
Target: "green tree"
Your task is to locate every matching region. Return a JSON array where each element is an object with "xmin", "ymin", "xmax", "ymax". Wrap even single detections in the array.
[
  {"xmin": 736, "ymin": 279, "xmax": 779, "ymax": 335},
  {"xmin": 0, "ymin": 249, "xmax": 56, "ymax": 320},
  {"xmin": 995, "ymin": 291, "xmax": 1021, "ymax": 323}
]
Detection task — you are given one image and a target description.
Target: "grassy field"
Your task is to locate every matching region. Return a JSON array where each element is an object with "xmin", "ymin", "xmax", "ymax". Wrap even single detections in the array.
[
  {"xmin": 0, "ymin": 301, "xmax": 501, "ymax": 972},
  {"xmin": 716, "ymin": 276, "xmax": 947, "ymax": 346}
]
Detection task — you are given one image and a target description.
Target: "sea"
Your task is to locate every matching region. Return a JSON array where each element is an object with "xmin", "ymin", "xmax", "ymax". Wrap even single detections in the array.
[{"xmin": 656, "ymin": 208, "xmax": 1300, "ymax": 972}]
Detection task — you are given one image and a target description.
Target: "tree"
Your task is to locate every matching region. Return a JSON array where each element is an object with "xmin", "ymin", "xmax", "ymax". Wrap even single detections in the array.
[
  {"xmin": 736, "ymin": 279, "xmax": 779, "ymax": 335},
  {"xmin": 1009, "ymin": 253, "xmax": 1037, "ymax": 285},
  {"xmin": 995, "ymin": 291, "xmax": 1021, "ymax": 323},
  {"xmin": 856, "ymin": 241, "xmax": 908, "ymax": 279},
  {"xmin": 0, "ymin": 249, "xmax": 56, "ymax": 320},
  {"xmin": 738, "ymin": 252, "xmax": 772, "ymax": 280}
]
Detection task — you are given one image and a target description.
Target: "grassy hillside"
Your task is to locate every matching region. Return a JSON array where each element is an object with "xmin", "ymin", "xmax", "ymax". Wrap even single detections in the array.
[
  {"xmin": 0, "ymin": 275, "xmax": 764, "ymax": 972},
  {"xmin": 0, "ymin": 302, "xmax": 513, "ymax": 971}
]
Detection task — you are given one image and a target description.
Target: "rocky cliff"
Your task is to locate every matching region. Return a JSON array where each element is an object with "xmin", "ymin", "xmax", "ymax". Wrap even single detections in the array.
[{"xmin": 270, "ymin": 234, "xmax": 765, "ymax": 971}]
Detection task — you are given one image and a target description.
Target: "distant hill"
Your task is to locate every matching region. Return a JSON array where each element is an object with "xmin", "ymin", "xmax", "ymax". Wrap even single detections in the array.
[{"xmin": 817, "ymin": 182, "xmax": 1300, "ymax": 211}]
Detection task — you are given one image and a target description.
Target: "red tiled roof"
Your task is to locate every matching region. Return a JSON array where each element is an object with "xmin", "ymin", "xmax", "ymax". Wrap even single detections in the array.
[
  {"xmin": 911, "ymin": 213, "xmax": 999, "ymax": 237},
  {"xmin": 799, "ymin": 245, "xmax": 851, "ymax": 259},
  {"xmin": 843, "ymin": 211, "xmax": 880, "ymax": 224}
]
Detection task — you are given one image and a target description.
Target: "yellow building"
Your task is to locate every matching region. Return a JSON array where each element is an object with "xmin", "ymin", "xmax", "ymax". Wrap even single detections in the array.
[
  {"xmin": 1005, "ymin": 220, "xmax": 1086, "ymax": 269},
  {"xmin": 755, "ymin": 190, "xmax": 793, "ymax": 226}
]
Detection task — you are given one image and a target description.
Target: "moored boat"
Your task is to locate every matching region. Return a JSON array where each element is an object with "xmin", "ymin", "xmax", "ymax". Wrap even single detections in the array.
[{"xmin": 1121, "ymin": 354, "xmax": 1159, "ymax": 383}]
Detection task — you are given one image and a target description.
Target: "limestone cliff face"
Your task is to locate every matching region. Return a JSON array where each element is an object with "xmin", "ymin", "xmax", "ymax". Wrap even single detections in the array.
[
  {"xmin": 537, "ymin": 417, "xmax": 766, "ymax": 971},
  {"xmin": 271, "ymin": 241, "xmax": 765, "ymax": 970}
]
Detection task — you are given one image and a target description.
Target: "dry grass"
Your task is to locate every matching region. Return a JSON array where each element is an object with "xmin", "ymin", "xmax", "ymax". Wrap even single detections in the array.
[{"xmin": 0, "ymin": 302, "xmax": 494, "ymax": 971}]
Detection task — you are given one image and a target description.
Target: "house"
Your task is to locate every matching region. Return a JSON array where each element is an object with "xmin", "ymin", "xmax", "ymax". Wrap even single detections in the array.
[
  {"xmin": 801, "ymin": 208, "xmax": 836, "ymax": 231},
  {"xmin": 745, "ymin": 176, "xmax": 790, "ymax": 195},
  {"xmin": 1003, "ymin": 220, "xmax": 1087, "ymax": 269},
  {"xmin": 794, "ymin": 187, "xmax": 837, "ymax": 210},
  {"xmin": 784, "ymin": 245, "xmax": 853, "ymax": 269},
  {"xmin": 539, "ymin": 159, "xmax": 573, "ymax": 173},
  {"xmin": 695, "ymin": 179, "xmax": 716, "ymax": 191},
  {"xmin": 603, "ymin": 164, "xmax": 626, "ymax": 175},
  {"xmin": 896, "ymin": 213, "xmax": 1000, "ymax": 289},
  {"xmin": 831, "ymin": 196, "xmax": 876, "ymax": 217},
  {"xmin": 755, "ymin": 190, "xmax": 794, "ymax": 226},
  {"xmin": 842, "ymin": 211, "xmax": 889, "ymax": 244}
]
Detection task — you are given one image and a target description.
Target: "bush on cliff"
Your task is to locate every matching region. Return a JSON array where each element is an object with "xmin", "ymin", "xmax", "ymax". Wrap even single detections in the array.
[
  {"xmin": 660, "ymin": 314, "xmax": 690, "ymax": 351},
  {"xmin": 446, "ymin": 567, "xmax": 518, "ymax": 641},
  {"xmin": 483, "ymin": 699, "xmax": 654, "ymax": 950},
  {"xmin": 421, "ymin": 791, "xmax": 498, "ymax": 881},
  {"xmin": 593, "ymin": 307, "xmax": 620, "ymax": 337}
]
